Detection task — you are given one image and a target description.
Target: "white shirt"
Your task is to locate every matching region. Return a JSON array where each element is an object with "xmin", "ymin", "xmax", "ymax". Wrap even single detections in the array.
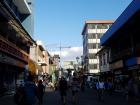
[{"xmin": 96, "ymin": 82, "xmax": 105, "ymax": 89}]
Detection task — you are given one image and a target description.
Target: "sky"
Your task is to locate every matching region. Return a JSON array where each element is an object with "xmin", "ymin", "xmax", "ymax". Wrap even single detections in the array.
[{"xmin": 34, "ymin": 0, "xmax": 132, "ymax": 63}]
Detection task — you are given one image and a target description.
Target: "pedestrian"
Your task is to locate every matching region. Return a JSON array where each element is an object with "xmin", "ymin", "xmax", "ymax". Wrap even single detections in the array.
[
  {"xmin": 23, "ymin": 74, "xmax": 38, "ymax": 105},
  {"xmin": 107, "ymin": 79, "xmax": 113, "ymax": 95},
  {"xmin": 96, "ymin": 78, "xmax": 105, "ymax": 101},
  {"xmin": 80, "ymin": 75, "xmax": 86, "ymax": 92},
  {"xmin": 71, "ymin": 72, "xmax": 80, "ymax": 105},
  {"xmin": 14, "ymin": 84, "xmax": 25, "ymax": 105},
  {"xmin": 37, "ymin": 80, "xmax": 45, "ymax": 105},
  {"xmin": 59, "ymin": 76, "xmax": 68, "ymax": 105}
]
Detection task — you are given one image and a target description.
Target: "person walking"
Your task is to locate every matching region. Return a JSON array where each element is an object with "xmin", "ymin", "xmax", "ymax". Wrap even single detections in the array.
[
  {"xmin": 14, "ymin": 83, "xmax": 25, "ymax": 105},
  {"xmin": 71, "ymin": 72, "xmax": 80, "ymax": 105},
  {"xmin": 59, "ymin": 76, "xmax": 68, "ymax": 105},
  {"xmin": 80, "ymin": 75, "xmax": 86, "ymax": 92},
  {"xmin": 37, "ymin": 80, "xmax": 45, "ymax": 105},
  {"xmin": 23, "ymin": 74, "xmax": 38, "ymax": 105},
  {"xmin": 96, "ymin": 78, "xmax": 105, "ymax": 101}
]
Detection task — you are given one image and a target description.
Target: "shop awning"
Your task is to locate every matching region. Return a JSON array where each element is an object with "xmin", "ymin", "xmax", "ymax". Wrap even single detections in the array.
[{"xmin": 101, "ymin": 0, "xmax": 140, "ymax": 46}]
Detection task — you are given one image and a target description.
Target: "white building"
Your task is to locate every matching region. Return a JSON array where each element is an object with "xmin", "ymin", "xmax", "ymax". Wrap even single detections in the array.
[{"xmin": 82, "ymin": 20, "xmax": 113, "ymax": 74}]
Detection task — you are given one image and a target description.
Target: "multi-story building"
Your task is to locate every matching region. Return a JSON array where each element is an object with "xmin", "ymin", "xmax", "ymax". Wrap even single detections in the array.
[
  {"xmin": 82, "ymin": 20, "xmax": 113, "ymax": 75},
  {"xmin": 22, "ymin": 0, "xmax": 34, "ymax": 37},
  {"xmin": 96, "ymin": 46, "xmax": 112, "ymax": 80},
  {"xmin": 101, "ymin": 0, "xmax": 140, "ymax": 83},
  {"xmin": 30, "ymin": 41, "xmax": 47, "ymax": 80},
  {"xmin": 0, "ymin": 0, "xmax": 35, "ymax": 95}
]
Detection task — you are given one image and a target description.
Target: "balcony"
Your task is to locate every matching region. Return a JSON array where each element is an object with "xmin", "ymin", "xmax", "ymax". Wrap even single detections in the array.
[{"xmin": 38, "ymin": 60, "xmax": 47, "ymax": 66}]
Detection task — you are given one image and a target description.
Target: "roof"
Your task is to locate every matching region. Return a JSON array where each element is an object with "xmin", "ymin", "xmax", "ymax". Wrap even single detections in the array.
[
  {"xmin": 101, "ymin": 0, "xmax": 139, "ymax": 46},
  {"xmin": 82, "ymin": 20, "xmax": 114, "ymax": 35}
]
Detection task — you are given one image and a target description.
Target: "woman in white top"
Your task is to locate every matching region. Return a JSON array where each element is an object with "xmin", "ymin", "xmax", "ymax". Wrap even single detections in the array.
[{"xmin": 96, "ymin": 79, "xmax": 105, "ymax": 101}]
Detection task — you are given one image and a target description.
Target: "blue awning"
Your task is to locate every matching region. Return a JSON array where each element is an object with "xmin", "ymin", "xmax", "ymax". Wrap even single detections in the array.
[{"xmin": 101, "ymin": 0, "xmax": 140, "ymax": 46}]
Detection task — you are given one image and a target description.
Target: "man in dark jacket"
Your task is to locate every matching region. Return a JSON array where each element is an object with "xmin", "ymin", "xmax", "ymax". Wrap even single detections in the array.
[{"xmin": 59, "ymin": 76, "xmax": 68, "ymax": 105}]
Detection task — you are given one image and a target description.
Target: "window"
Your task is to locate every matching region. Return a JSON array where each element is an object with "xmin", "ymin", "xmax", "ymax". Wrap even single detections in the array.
[
  {"xmin": 97, "ymin": 43, "xmax": 101, "ymax": 49},
  {"xmin": 103, "ymin": 53, "xmax": 106, "ymax": 65},
  {"xmin": 89, "ymin": 64, "xmax": 94, "ymax": 69},
  {"xmin": 89, "ymin": 54, "xmax": 96, "ymax": 59},
  {"xmin": 108, "ymin": 24, "xmax": 112, "ymax": 28},
  {"xmin": 88, "ymin": 24, "xmax": 96, "ymax": 29},
  {"xmin": 93, "ymin": 64, "xmax": 97, "ymax": 69},
  {"xmin": 88, "ymin": 43, "xmax": 96, "ymax": 49},
  {"xmin": 93, "ymin": 43, "xmax": 96, "ymax": 49},
  {"xmin": 88, "ymin": 34, "xmax": 96, "ymax": 39},
  {"xmin": 97, "ymin": 33, "xmax": 103, "ymax": 39},
  {"xmin": 107, "ymin": 50, "xmax": 110, "ymax": 63},
  {"xmin": 100, "ymin": 56, "xmax": 102, "ymax": 66},
  {"xmin": 97, "ymin": 24, "xmax": 108, "ymax": 29}
]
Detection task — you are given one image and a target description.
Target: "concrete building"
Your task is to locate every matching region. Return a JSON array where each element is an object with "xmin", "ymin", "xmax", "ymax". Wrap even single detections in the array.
[
  {"xmin": 30, "ymin": 41, "xmax": 47, "ymax": 80},
  {"xmin": 101, "ymin": 0, "xmax": 140, "ymax": 85},
  {"xmin": 0, "ymin": 0, "xmax": 35, "ymax": 95},
  {"xmin": 22, "ymin": 0, "xmax": 34, "ymax": 37},
  {"xmin": 82, "ymin": 20, "xmax": 113, "ymax": 75}
]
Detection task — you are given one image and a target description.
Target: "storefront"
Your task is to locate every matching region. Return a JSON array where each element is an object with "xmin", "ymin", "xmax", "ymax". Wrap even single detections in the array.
[{"xmin": 0, "ymin": 38, "xmax": 28, "ymax": 95}]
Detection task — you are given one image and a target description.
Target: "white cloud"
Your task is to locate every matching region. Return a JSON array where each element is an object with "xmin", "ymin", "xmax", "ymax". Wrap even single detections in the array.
[{"xmin": 49, "ymin": 46, "xmax": 83, "ymax": 62}]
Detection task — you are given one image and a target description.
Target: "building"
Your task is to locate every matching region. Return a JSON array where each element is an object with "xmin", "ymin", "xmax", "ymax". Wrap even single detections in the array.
[
  {"xmin": 0, "ymin": 0, "xmax": 35, "ymax": 95},
  {"xmin": 30, "ymin": 41, "xmax": 47, "ymax": 80},
  {"xmin": 96, "ymin": 46, "xmax": 112, "ymax": 79},
  {"xmin": 101, "ymin": 0, "xmax": 140, "ymax": 90},
  {"xmin": 63, "ymin": 61, "xmax": 75, "ymax": 70},
  {"xmin": 22, "ymin": 0, "xmax": 34, "ymax": 37},
  {"xmin": 82, "ymin": 20, "xmax": 113, "ymax": 75}
]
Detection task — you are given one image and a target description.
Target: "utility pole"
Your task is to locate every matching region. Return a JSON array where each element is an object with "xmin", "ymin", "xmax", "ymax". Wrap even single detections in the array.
[
  {"xmin": 46, "ymin": 43, "xmax": 71, "ymax": 78},
  {"xmin": 58, "ymin": 42, "xmax": 71, "ymax": 78}
]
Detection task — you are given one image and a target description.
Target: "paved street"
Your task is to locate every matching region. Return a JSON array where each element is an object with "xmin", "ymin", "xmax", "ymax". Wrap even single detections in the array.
[{"xmin": 0, "ymin": 87, "xmax": 139, "ymax": 105}]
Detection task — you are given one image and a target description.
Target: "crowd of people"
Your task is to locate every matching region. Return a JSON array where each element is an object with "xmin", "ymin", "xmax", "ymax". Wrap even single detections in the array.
[
  {"xmin": 94, "ymin": 76, "xmax": 140, "ymax": 102},
  {"xmin": 14, "ymin": 74, "xmax": 45, "ymax": 105},
  {"xmin": 13, "ymin": 72, "xmax": 140, "ymax": 105},
  {"xmin": 58, "ymin": 72, "xmax": 84, "ymax": 105}
]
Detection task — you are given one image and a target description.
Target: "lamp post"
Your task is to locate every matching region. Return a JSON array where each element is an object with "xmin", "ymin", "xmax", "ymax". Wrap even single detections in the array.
[{"xmin": 76, "ymin": 56, "xmax": 80, "ymax": 71}]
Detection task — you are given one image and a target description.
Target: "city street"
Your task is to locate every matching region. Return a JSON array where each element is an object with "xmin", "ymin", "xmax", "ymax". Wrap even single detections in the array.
[{"xmin": 0, "ymin": 87, "xmax": 139, "ymax": 105}]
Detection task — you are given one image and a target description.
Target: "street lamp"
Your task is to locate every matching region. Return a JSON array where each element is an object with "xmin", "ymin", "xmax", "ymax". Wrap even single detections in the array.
[
  {"xmin": 76, "ymin": 56, "xmax": 80, "ymax": 71},
  {"xmin": 76, "ymin": 56, "xmax": 80, "ymax": 63}
]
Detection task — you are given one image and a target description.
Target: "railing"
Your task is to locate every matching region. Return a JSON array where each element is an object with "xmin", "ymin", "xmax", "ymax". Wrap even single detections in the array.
[{"xmin": 0, "ymin": 35, "xmax": 29, "ymax": 62}]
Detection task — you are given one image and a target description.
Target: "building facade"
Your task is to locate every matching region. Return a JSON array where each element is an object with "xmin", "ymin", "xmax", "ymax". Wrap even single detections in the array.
[
  {"xmin": 30, "ymin": 41, "xmax": 47, "ymax": 80},
  {"xmin": 0, "ymin": 0, "xmax": 34, "ymax": 95},
  {"xmin": 22, "ymin": 0, "xmax": 34, "ymax": 37},
  {"xmin": 82, "ymin": 20, "xmax": 113, "ymax": 75},
  {"xmin": 101, "ymin": 0, "xmax": 140, "ymax": 91}
]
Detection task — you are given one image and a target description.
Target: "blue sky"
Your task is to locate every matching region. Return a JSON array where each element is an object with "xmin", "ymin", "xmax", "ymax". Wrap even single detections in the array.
[{"xmin": 34, "ymin": 0, "xmax": 132, "ymax": 62}]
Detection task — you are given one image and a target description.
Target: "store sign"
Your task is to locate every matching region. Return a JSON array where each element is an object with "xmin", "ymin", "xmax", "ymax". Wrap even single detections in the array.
[
  {"xmin": 0, "ymin": 52, "xmax": 25, "ymax": 68},
  {"xmin": 0, "ymin": 38, "xmax": 28, "ymax": 62},
  {"xmin": 110, "ymin": 60, "xmax": 123, "ymax": 70}
]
